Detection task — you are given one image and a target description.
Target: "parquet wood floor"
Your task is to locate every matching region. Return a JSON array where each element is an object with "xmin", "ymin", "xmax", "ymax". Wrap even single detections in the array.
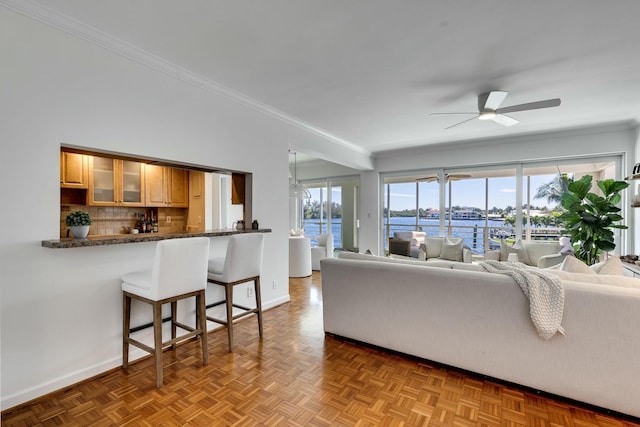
[{"xmin": 2, "ymin": 272, "xmax": 639, "ymax": 426}]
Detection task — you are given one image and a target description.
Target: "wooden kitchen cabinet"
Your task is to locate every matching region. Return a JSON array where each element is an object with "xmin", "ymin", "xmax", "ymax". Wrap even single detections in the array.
[
  {"xmin": 186, "ymin": 171, "xmax": 205, "ymax": 232},
  {"xmin": 231, "ymin": 173, "xmax": 245, "ymax": 205},
  {"xmin": 87, "ymin": 156, "xmax": 145, "ymax": 206},
  {"xmin": 144, "ymin": 165, "xmax": 189, "ymax": 208},
  {"xmin": 60, "ymin": 152, "xmax": 88, "ymax": 189}
]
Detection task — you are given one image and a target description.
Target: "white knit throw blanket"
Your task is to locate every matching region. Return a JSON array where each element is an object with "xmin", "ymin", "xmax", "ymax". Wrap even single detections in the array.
[{"xmin": 479, "ymin": 260, "xmax": 565, "ymax": 340}]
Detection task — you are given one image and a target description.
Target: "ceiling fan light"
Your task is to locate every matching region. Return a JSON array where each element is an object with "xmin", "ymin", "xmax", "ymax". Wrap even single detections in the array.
[{"xmin": 478, "ymin": 110, "xmax": 496, "ymax": 120}]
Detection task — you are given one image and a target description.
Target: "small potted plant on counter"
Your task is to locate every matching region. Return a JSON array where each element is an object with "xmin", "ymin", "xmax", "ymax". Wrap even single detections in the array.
[{"xmin": 66, "ymin": 210, "xmax": 92, "ymax": 239}]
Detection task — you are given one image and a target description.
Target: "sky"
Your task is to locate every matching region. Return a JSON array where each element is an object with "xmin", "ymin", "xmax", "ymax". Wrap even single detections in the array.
[{"xmin": 385, "ymin": 174, "xmax": 558, "ymax": 211}]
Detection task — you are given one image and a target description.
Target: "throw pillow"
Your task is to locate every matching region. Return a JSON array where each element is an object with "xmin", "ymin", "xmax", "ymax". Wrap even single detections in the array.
[
  {"xmin": 499, "ymin": 240, "xmax": 532, "ymax": 265},
  {"xmin": 425, "ymin": 236, "xmax": 444, "ymax": 259},
  {"xmin": 440, "ymin": 237, "xmax": 463, "ymax": 262},
  {"xmin": 590, "ymin": 256, "xmax": 623, "ymax": 275},
  {"xmin": 559, "ymin": 255, "xmax": 596, "ymax": 274}
]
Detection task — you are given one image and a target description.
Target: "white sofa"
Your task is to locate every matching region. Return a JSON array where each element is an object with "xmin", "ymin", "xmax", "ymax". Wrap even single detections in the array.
[
  {"xmin": 390, "ymin": 232, "xmax": 471, "ymax": 262},
  {"xmin": 320, "ymin": 253, "xmax": 640, "ymax": 418},
  {"xmin": 485, "ymin": 240, "xmax": 566, "ymax": 268},
  {"xmin": 418, "ymin": 235, "xmax": 472, "ymax": 263}
]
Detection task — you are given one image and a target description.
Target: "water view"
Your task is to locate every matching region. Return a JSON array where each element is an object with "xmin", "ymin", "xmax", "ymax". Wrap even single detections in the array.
[{"xmin": 303, "ymin": 216, "xmax": 562, "ymax": 255}]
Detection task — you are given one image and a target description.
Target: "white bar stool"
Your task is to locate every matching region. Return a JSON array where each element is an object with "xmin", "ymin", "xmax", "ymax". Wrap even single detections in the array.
[
  {"xmin": 122, "ymin": 237, "xmax": 210, "ymax": 387},
  {"xmin": 207, "ymin": 233, "xmax": 264, "ymax": 352}
]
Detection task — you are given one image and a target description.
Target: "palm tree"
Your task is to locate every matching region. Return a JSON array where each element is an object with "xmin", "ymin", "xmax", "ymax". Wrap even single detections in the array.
[
  {"xmin": 534, "ymin": 173, "xmax": 572, "ymax": 206},
  {"xmin": 529, "ymin": 215, "xmax": 542, "ymax": 228}
]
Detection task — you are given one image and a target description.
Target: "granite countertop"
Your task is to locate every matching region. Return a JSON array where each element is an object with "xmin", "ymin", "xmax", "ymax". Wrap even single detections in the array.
[{"xmin": 42, "ymin": 228, "xmax": 272, "ymax": 248}]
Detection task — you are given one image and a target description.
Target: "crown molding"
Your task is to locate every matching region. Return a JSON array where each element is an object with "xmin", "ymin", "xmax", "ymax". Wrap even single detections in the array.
[{"xmin": 1, "ymin": 0, "xmax": 371, "ymax": 159}]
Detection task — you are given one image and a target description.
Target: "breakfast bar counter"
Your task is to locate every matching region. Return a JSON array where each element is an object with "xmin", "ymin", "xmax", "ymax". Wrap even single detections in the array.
[{"xmin": 42, "ymin": 228, "xmax": 271, "ymax": 249}]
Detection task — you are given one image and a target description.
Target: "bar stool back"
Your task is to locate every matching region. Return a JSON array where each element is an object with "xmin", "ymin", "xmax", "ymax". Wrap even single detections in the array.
[
  {"xmin": 207, "ymin": 233, "xmax": 265, "ymax": 351},
  {"xmin": 122, "ymin": 237, "xmax": 210, "ymax": 387}
]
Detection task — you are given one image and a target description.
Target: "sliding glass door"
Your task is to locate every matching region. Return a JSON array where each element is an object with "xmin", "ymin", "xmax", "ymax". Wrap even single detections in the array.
[
  {"xmin": 382, "ymin": 156, "xmax": 623, "ymax": 257},
  {"xmin": 302, "ymin": 177, "xmax": 360, "ymax": 252}
]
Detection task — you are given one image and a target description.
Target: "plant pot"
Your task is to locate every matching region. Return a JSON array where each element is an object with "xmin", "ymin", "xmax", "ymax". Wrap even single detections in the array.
[{"xmin": 69, "ymin": 225, "xmax": 90, "ymax": 239}]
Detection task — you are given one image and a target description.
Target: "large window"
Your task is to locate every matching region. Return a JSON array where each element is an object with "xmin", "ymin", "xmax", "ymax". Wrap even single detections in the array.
[{"xmin": 383, "ymin": 157, "xmax": 622, "ymax": 256}]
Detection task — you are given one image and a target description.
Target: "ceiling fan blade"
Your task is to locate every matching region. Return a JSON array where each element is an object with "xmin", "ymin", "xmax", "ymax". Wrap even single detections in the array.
[
  {"xmin": 445, "ymin": 115, "xmax": 479, "ymax": 129},
  {"xmin": 446, "ymin": 174, "xmax": 471, "ymax": 181},
  {"xmin": 417, "ymin": 176, "xmax": 438, "ymax": 182},
  {"xmin": 491, "ymin": 114, "xmax": 519, "ymax": 127},
  {"xmin": 480, "ymin": 91, "xmax": 508, "ymax": 110},
  {"xmin": 417, "ymin": 174, "xmax": 471, "ymax": 182},
  {"xmin": 429, "ymin": 112, "xmax": 477, "ymax": 115},
  {"xmin": 496, "ymin": 98, "xmax": 561, "ymax": 114}
]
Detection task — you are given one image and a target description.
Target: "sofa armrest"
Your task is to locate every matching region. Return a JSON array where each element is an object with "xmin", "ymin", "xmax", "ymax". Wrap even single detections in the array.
[
  {"xmin": 537, "ymin": 252, "xmax": 567, "ymax": 269},
  {"xmin": 388, "ymin": 238, "xmax": 411, "ymax": 257},
  {"xmin": 462, "ymin": 247, "xmax": 472, "ymax": 263},
  {"xmin": 484, "ymin": 250, "xmax": 500, "ymax": 261},
  {"xmin": 418, "ymin": 243, "xmax": 427, "ymax": 261}
]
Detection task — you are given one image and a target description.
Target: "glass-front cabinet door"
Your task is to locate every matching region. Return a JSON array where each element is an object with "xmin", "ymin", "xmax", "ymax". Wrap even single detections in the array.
[
  {"xmin": 89, "ymin": 156, "xmax": 116, "ymax": 205},
  {"xmin": 121, "ymin": 160, "xmax": 143, "ymax": 205},
  {"xmin": 88, "ymin": 156, "xmax": 144, "ymax": 206}
]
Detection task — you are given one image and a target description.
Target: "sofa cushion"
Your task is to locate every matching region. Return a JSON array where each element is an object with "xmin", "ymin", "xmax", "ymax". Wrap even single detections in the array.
[
  {"xmin": 440, "ymin": 237, "xmax": 463, "ymax": 262},
  {"xmin": 339, "ymin": 251, "xmax": 434, "ymax": 268},
  {"xmin": 559, "ymin": 256, "xmax": 596, "ymax": 274},
  {"xmin": 451, "ymin": 262, "xmax": 486, "ymax": 272},
  {"xmin": 393, "ymin": 231, "xmax": 426, "ymax": 246},
  {"xmin": 424, "ymin": 259, "xmax": 458, "ymax": 268},
  {"xmin": 547, "ymin": 270, "xmax": 640, "ymax": 288},
  {"xmin": 523, "ymin": 241, "xmax": 561, "ymax": 265},
  {"xmin": 500, "ymin": 240, "xmax": 532, "ymax": 265},
  {"xmin": 424, "ymin": 236, "xmax": 444, "ymax": 258},
  {"xmin": 590, "ymin": 256, "xmax": 623, "ymax": 275}
]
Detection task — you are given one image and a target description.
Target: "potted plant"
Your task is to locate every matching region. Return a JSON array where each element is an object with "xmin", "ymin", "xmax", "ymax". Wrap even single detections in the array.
[
  {"xmin": 559, "ymin": 175, "xmax": 628, "ymax": 265},
  {"xmin": 66, "ymin": 210, "xmax": 92, "ymax": 239}
]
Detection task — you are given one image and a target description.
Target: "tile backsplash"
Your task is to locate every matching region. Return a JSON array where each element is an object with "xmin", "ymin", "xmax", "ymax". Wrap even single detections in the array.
[{"xmin": 60, "ymin": 205, "xmax": 187, "ymax": 238}]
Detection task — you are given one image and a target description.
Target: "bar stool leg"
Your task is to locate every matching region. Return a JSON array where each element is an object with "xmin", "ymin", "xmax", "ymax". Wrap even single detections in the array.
[
  {"xmin": 122, "ymin": 294, "xmax": 131, "ymax": 368},
  {"xmin": 170, "ymin": 301, "xmax": 177, "ymax": 350},
  {"xmin": 254, "ymin": 278, "xmax": 263, "ymax": 338},
  {"xmin": 153, "ymin": 301, "xmax": 163, "ymax": 388},
  {"xmin": 225, "ymin": 283, "xmax": 234, "ymax": 352},
  {"xmin": 197, "ymin": 290, "xmax": 208, "ymax": 365}
]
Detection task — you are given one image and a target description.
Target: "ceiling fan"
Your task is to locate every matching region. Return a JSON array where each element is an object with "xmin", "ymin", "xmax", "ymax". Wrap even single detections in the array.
[
  {"xmin": 417, "ymin": 174, "xmax": 471, "ymax": 182},
  {"xmin": 430, "ymin": 91, "xmax": 561, "ymax": 129}
]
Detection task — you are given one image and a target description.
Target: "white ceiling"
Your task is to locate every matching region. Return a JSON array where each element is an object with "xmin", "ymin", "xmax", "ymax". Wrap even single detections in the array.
[{"xmin": 18, "ymin": 0, "xmax": 640, "ymax": 165}]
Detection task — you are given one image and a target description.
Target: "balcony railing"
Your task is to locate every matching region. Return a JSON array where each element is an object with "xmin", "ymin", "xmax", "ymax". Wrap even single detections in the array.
[{"xmin": 384, "ymin": 222, "xmax": 563, "ymax": 255}]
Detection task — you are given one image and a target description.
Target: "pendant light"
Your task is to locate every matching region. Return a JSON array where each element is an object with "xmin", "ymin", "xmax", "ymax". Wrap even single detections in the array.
[{"xmin": 289, "ymin": 150, "xmax": 311, "ymax": 199}]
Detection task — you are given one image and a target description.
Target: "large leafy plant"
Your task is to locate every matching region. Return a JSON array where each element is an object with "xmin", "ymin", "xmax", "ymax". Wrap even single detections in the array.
[{"xmin": 559, "ymin": 175, "xmax": 628, "ymax": 265}]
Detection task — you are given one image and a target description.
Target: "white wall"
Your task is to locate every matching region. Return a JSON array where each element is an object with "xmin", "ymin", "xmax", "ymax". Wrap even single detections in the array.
[
  {"xmin": 360, "ymin": 123, "xmax": 638, "ymax": 254},
  {"xmin": 0, "ymin": 8, "xmax": 353, "ymax": 409}
]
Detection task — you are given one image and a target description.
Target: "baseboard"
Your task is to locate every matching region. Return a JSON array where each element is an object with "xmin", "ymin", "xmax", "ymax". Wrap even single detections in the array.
[
  {"xmin": 1, "ymin": 356, "xmax": 123, "ymax": 411},
  {"xmin": 262, "ymin": 294, "xmax": 291, "ymax": 310},
  {"xmin": 1, "ymin": 294, "xmax": 291, "ymax": 412}
]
